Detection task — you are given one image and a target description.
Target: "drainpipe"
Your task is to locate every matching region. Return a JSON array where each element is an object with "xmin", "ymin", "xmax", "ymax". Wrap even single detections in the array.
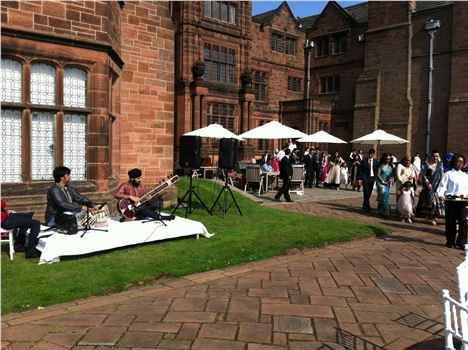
[{"xmin": 423, "ymin": 19, "xmax": 440, "ymax": 161}]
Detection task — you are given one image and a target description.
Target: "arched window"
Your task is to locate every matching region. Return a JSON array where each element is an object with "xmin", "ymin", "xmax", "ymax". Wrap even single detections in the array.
[
  {"xmin": 64, "ymin": 67, "xmax": 87, "ymax": 108},
  {"xmin": 1, "ymin": 59, "xmax": 22, "ymax": 182},
  {"xmin": 1, "ymin": 58, "xmax": 22, "ymax": 103},
  {"xmin": 31, "ymin": 63, "xmax": 55, "ymax": 105}
]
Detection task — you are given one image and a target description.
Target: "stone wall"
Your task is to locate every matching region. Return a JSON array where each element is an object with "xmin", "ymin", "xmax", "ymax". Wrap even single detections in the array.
[{"xmin": 118, "ymin": 1, "xmax": 174, "ymax": 183}]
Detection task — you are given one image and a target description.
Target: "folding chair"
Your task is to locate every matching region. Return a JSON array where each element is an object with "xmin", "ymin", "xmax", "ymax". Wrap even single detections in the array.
[
  {"xmin": 290, "ymin": 164, "xmax": 305, "ymax": 194},
  {"xmin": 1, "ymin": 229, "xmax": 15, "ymax": 260},
  {"xmin": 244, "ymin": 165, "xmax": 264, "ymax": 195}
]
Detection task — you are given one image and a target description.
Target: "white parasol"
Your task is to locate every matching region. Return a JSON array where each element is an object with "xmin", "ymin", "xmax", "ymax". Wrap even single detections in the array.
[
  {"xmin": 184, "ymin": 123, "xmax": 244, "ymax": 140},
  {"xmin": 239, "ymin": 121, "xmax": 307, "ymax": 139},
  {"xmin": 350, "ymin": 129, "xmax": 408, "ymax": 145},
  {"xmin": 296, "ymin": 130, "xmax": 347, "ymax": 144}
]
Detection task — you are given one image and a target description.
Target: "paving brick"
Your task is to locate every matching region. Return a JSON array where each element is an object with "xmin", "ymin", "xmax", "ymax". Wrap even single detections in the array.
[
  {"xmin": 273, "ymin": 316, "xmax": 314, "ymax": 334},
  {"xmin": 79, "ymin": 326, "xmax": 126, "ymax": 346},
  {"xmin": 371, "ymin": 276, "xmax": 411, "ymax": 294},
  {"xmin": 273, "ymin": 332, "xmax": 287, "ymax": 345},
  {"xmin": 238, "ymin": 322, "xmax": 272, "ymax": 343},
  {"xmin": 192, "ymin": 338, "xmax": 245, "ymax": 350},
  {"xmin": 156, "ymin": 339, "xmax": 192, "ymax": 349},
  {"xmin": 263, "ymin": 304, "xmax": 334, "ymax": 318},
  {"xmin": 247, "ymin": 344, "xmax": 287, "ymax": 350},
  {"xmin": 177, "ymin": 323, "xmax": 200, "ymax": 340},
  {"xmin": 29, "ymin": 342, "xmax": 68, "ymax": 350},
  {"xmin": 116, "ymin": 331, "xmax": 162, "ymax": 348},
  {"xmin": 170, "ymin": 298, "xmax": 206, "ymax": 312},
  {"xmin": 102, "ymin": 313, "xmax": 136, "ymax": 326},
  {"xmin": 2, "ymin": 325, "xmax": 50, "ymax": 342},
  {"xmin": 129, "ymin": 322, "xmax": 181, "ymax": 333},
  {"xmin": 43, "ymin": 333, "xmax": 82, "ymax": 348},
  {"xmin": 199, "ymin": 323, "xmax": 238, "ymax": 340},
  {"xmin": 164, "ymin": 311, "xmax": 216, "ymax": 323},
  {"xmin": 350, "ymin": 286, "xmax": 390, "ymax": 304}
]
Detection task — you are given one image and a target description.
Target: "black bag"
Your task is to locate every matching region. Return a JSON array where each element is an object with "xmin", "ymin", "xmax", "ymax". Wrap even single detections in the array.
[{"xmin": 55, "ymin": 212, "xmax": 78, "ymax": 235}]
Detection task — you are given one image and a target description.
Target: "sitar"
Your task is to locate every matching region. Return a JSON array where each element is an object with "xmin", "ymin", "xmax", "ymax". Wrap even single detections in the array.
[{"xmin": 117, "ymin": 175, "xmax": 179, "ymax": 220}]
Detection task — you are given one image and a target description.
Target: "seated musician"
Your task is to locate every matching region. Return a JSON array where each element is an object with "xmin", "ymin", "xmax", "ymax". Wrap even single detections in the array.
[
  {"xmin": 115, "ymin": 168, "xmax": 174, "ymax": 221},
  {"xmin": 45, "ymin": 166, "xmax": 96, "ymax": 227},
  {"xmin": 437, "ymin": 153, "xmax": 468, "ymax": 249},
  {"xmin": 1, "ymin": 200, "xmax": 41, "ymax": 259}
]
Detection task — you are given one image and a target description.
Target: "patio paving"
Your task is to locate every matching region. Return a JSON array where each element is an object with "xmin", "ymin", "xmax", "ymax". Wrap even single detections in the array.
[{"xmin": 2, "ymin": 191, "xmax": 465, "ymax": 349}]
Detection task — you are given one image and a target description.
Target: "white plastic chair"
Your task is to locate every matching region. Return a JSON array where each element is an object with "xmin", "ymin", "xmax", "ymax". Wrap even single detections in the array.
[
  {"xmin": 1, "ymin": 229, "xmax": 15, "ymax": 260},
  {"xmin": 443, "ymin": 247, "xmax": 468, "ymax": 350}
]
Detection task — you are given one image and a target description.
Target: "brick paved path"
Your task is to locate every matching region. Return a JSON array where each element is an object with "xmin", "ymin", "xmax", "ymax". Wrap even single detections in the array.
[{"xmin": 2, "ymin": 193, "xmax": 465, "ymax": 349}]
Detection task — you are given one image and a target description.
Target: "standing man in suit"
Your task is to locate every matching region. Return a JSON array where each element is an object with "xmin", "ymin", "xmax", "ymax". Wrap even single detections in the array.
[
  {"xmin": 275, "ymin": 148, "xmax": 294, "ymax": 202},
  {"xmin": 312, "ymin": 148, "xmax": 322, "ymax": 187},
  {"xmin": 361, "ymin": 148, "xmax": 380, "ymax": 211}
]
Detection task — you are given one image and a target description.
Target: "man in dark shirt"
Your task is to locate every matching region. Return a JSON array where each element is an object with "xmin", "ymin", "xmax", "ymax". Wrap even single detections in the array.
[
  {"xmin": 45, "ymin": 166, "xmax": 96, "ymax": 227},
  {"xmin": 274, "ymin": 148, "xmax": 294, "ymax": 202}
]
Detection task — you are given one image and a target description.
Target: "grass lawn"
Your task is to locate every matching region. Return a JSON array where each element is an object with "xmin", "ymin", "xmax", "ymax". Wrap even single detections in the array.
[{"xmin": 1, "ymin": 177, "xmax": 388, "ymax": 314}]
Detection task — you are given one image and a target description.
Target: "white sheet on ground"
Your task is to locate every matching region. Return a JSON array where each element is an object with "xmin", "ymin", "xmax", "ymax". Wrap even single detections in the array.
[{"xmin": 37, "ymin": 216, "xmax": 213, "ymax": 265}]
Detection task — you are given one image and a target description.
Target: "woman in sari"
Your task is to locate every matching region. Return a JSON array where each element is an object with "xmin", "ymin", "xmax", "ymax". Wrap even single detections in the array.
[
  {"xmin": 376, "ymin": 153, "xmax": 394, "ymax": 217},
  {"xmin": 319, "ymin": 152, "xmax": 329, "ymax": 183},
  {"xmin": 416, "ymin": 149, "xmax": 443, "ymax": 225}
]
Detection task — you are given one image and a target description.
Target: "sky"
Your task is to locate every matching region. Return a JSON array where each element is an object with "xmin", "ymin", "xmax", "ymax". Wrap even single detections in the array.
[{"xmin": 252, "ymin": 1, "xmax": 365, "ymax": 18}]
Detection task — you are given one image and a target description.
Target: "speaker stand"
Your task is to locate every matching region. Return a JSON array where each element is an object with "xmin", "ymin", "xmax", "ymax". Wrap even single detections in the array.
[
  {"xmin": 171, "ymin": 169, "xmax": 212, "ymax": 218},
  {"xmin": 210, "ymin": 172, "xmax": 242, "ymax": 217}
]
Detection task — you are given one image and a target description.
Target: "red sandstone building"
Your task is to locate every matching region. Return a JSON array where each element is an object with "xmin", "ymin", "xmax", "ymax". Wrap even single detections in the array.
[{"xmin": 1, "ymin": 1, "xmax": 467, "ymax": 214}]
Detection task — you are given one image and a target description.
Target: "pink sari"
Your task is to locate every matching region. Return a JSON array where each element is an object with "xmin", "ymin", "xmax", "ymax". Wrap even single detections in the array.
[{"xmin": 319, "ymin": 156, "xmax": 329, "ymax": 182}]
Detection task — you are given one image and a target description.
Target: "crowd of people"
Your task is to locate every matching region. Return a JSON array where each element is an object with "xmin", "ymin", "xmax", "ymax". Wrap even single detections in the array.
[{"xmin": 256, "ymin": 140, "xmax": 467, "ymax": 250}]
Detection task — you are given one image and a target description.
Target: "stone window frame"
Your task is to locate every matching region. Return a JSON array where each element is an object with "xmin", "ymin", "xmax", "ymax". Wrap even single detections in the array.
[
  {"xmin": 206, "ymin": 102, "xmax": 235, "ymax": 132},
  {"xmin": 287, "ymin": 76, "xmax": 302, "ymax": 92},
  {"xmin": 204, "ymin": 1, "xmax": 237, "ymax": 25},
  {"xmin": 315, "ymin": 32, "xmax": 348, "ymax": 57},
  {"xmin": 319, "ymin": 75, "xmax": 340, "ymax": 94},
  {"xmin": 1, "ymin": 54, "xmax": 92, "ymax": 183},
  {"xmin": 252, "ymin": 70, "xmax": 268, "ymax": 102},
  {"xmin": 270, "ymin": 31, "xmax": 298, "ymax": 56},
  {"xmin": 203, "ymin": 43, "xmax": 235, "ymax": 83}
]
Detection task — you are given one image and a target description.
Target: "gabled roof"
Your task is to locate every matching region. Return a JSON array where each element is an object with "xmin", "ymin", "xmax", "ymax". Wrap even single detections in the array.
[
  {"xmin": 255, "ymin": 1, "xmax": 453, "ymax": 32},
  {"xmin": 299, "ymin": 2, "xmax": 368, "ymax": 31},
  {"xmin": 252, "ymin": 1, "xmax": 300, "ymax": 28}
]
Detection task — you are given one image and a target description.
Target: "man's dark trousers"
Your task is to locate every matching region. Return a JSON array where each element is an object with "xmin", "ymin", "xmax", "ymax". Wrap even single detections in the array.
[
  {"xmin": 445, "ymin": 200, "xmax": 467, "ymax": 247},
  {"xmin": 362, "ymin": 176, "xmax": 375, "ymax": 210},
  {"xmin": 276, "ymin": 177, "xmax": 292, "ymax": 201},
  {"xmin": 1, "ymin": 213, "xmax": 40, "ymax": 258}
]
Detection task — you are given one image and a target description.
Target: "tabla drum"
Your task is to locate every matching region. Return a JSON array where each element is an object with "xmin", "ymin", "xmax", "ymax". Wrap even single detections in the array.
[{"xmin": 76, "ymin": 205, "xmax": 110, "ymax": 229}]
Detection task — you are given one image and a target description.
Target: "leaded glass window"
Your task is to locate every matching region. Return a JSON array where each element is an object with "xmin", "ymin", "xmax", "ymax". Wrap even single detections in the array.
[
  {"xmin": 64, "ymin": 114, "xmax": 86, "ymax": 180},
  {"xmin": 1, "ymin": 59, "xmax": 22, "ymax": 103},
  {"xmin": 31, "ymin": 111, "xmax": 55, "ymax": 180},
  {"xmin": 64, "ymin": 68, "xmax": 87, "ymax": 108},
  {"xmin": 1, "ymin": 109, "xmax": 22, "ymax": 182},
  {"xmin": 229, "ymin": 5, "xmax": 236, "ymax": 24},
  {"xmin": 31, "ymin": 63, "xmax": 55, "ymax": 105}
]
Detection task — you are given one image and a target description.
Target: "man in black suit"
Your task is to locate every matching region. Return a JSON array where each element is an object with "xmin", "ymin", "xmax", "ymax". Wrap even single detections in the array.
[
  {"xmin": 303, "ymin": 148, "xmax": 314, "ymax": 188},
  {"xmin": 361, "ymin": 148, "xmax": 380, "ymax": 211},
  {"xmin": 312, "ymin": 148, "xmax": 322, "ymax": 187},
  {"xmin": 275, "ymin": 148, "xmax": 294, "ymax": 202}
]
